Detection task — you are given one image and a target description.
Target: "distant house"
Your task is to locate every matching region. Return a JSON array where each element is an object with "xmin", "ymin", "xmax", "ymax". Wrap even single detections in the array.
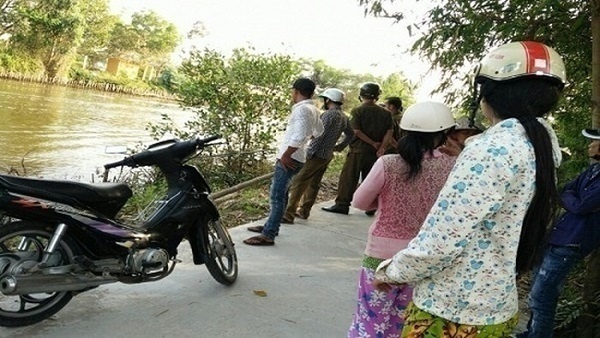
[{"xmin": 106, "ymin": 57, "xmax": 139, "ymax": 79}]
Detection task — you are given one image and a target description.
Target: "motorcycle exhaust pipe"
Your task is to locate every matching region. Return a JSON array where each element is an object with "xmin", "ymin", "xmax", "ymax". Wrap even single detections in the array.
[{"xmin": 0, "ymin": 273, "xmax": 118, "ymax": 295}]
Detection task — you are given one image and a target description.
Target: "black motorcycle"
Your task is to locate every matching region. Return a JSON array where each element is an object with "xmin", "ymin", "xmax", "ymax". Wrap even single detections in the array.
[{"xmin": 0, "ymin": 136, "xmax": 238, "ymax": 327}]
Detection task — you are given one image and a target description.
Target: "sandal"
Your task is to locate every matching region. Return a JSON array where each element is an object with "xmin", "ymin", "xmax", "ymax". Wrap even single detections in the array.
[
  {"xmin": 247, "ymin": 225, "xmax": 278, "ymax": 236},
  {"xmin": 247, "ymin": 226, "xmax": 264, "ymax": 233},
  {"xmin": 294, "ymin": 210, "xmax": 308, "ymax": 220},
  {"xmin": 243, "ymin": 235, "xmax": 275, "ymax": 246}
]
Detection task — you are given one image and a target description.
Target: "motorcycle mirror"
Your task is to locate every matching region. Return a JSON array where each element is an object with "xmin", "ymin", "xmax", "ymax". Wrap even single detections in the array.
[{"xmin": 105, "ymin": 145, "xmax": 128, "ymax": 154}]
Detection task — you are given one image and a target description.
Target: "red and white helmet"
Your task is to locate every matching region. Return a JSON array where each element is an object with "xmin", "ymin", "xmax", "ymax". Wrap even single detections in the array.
[{"xmin": 474, "ymin": 41, "xmax": 566, "ymax": 88}]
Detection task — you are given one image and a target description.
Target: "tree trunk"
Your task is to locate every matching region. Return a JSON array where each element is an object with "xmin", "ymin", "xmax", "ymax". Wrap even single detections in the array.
[{"xmin": 577, "ymin": 1, "xmax": 600, "ymax": 337}]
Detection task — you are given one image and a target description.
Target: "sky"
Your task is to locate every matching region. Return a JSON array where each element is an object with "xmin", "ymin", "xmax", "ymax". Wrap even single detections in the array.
[{"xmin": 109, "ymin": 0, "xmax": 441, "ymax": 100}]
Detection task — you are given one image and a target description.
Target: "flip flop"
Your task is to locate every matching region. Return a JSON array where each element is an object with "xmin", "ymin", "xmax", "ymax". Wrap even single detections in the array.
[
  {"xmin": 243, "ymin": 235, "xmax": 275, "ymax": 246},
  {"xmin": 247, "ymin": 225, "xmax": 278, "ymax": 236},
  {"xmin": 247, "ymin": 226, "xmax": 264, "ymax": 233}
]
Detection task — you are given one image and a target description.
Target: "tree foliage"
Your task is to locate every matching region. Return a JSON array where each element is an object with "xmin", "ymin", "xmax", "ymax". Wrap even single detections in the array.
[
  {"xmin": 360, "ymin": 0, "xmax": 591, "ymax": 176},
  {"xmin": 10, "ymin": 0, "xmax": 85, "ymax": 78},
  {"xmin": 157, "ymin": 48, "xmax": 300, "ymax": 184},
  {"xmin": 107, "ymin": 10, "xmax": 179, "ymax": 65},
  {"xmin": 303, "ymin": 59, "xmax": 415, "ymax": 110}
]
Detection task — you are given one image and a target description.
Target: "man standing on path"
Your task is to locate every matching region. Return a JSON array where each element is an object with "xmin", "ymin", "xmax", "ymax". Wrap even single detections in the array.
[
  {"xmin": 322, "ymin": 82, "xmax": 393, "ymax": 215},
  {"xmin": 382, "ymin": 96, "xmax": 403, "ymax": 154},
  {"xmin": 244, "ymin": 78, "xmax": 324, "ymax": 246},
  {"xmin": 282, "ymin": 88, "xmax": 354, "ymax": 223}
]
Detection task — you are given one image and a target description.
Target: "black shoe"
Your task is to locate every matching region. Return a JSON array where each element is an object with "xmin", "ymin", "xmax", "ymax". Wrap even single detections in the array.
[
  {"xmin": 365, "ymin": 210, "xmax": 376, "ymax": 216},
  {"xmin": 321, "ymin": 205, "xmax": 349, "ymax": 215}
]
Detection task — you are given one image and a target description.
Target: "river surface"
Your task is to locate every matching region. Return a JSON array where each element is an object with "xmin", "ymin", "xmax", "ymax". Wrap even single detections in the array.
[{"xmin": 0, "ymin": 81, "xmax": 189, "ymax": 181}]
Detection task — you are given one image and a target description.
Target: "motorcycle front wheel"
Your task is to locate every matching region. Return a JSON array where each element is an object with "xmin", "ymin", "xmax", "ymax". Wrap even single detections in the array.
[
  {"xmin": 200, "ymin": 216, "xmax": 238, "ymax": 285},
  {"xmin": 0, "ymin": 221, "xmax": 78, "ymax": 327}
]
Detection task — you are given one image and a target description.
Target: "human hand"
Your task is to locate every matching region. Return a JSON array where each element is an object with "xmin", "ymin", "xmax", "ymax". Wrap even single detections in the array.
[
  {"xmin": 588, "ymin": 140, "xmax": 600, "ymax": 160},
  {"xmin": 279, "ymin": 155, "xmax": 296, "ymax": 171},
  {"xmin": 373, "ymin": 277, "xmax": 405, "ymax": 292},
  {"xmin": 439, "ymin": 137, "xmax": 463, "ymax": 157}
]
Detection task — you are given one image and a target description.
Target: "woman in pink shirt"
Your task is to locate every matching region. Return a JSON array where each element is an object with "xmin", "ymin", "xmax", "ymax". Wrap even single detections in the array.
[{"xmin": 348, "ymin": 101, "xmax": 458, "ymax": 338}]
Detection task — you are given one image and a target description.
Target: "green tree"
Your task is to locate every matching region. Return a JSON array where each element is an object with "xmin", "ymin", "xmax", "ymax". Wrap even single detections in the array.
[
  {"xmin": 359, "ymin": 0, "xmax": 597, "ymax": 336},
  {"xmin": 78, "ymin": 0, "xmax": 118, "ymax": 58},
  {"xmin": 10, "ymin": 0, "xmax": 85, "ymax": 78},
  {"xmin": 0, "ymin": 0, "xmax": 19, "ymax": 36},
  {"xmin": 107, "ymin": 10, "xmax": 179, "ymax": 66},
  {"xmin": 380, "ymin": 72, "xmax": 415, "ymax": 108},
  {"xmin": 303, "ymin": 59, "xmax": 414, "ymax": 110},
  {"xmin": 161, "ymin": 47, "xmax": 300, "ymax": 184}
]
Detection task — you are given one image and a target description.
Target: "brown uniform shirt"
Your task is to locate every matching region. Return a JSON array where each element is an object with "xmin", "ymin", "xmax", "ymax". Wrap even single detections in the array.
[{"xmin": 349, "ymin": 103, "xmax": 394, "ymax": 153}]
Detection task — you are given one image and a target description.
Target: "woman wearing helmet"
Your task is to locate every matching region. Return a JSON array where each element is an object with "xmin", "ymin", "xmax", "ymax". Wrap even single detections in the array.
[
  {"xmin": 374, "ymin": 41, "xmax": 565, "ymax": 336},
  {"xmin": 348, "ymin": 101, "xmax": 457, "ymax": 337}
]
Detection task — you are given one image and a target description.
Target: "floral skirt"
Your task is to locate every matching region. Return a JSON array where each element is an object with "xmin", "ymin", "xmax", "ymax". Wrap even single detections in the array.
[
  {"xmin": 348, "ymin": 263, "xmax": 413, "ymax": 338},
  {"xmin": 401, "ymin": 302, "xmax": 519, "ymax": 338}
]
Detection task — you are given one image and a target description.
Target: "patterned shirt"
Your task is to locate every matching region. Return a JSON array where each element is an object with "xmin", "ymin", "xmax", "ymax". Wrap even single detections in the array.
[
  {"xmin": 353, "ymin": 151, "xmax": 456, "ymax": 259},
  {"xmin": 378, "ymin": 119, "xmax": 540, "ymax": 325},
  {"xmin": 307, "ymin": 107, "xmax": 353, "ymax": 160},
  {"xmin": 277, "ymin": 99, "xmax": 324, "ymax": 163}
]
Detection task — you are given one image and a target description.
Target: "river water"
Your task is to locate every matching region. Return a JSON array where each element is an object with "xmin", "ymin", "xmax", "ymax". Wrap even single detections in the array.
[{"xmin": 0, "ymin": 81, "xmax": 189, "ymax": 181}]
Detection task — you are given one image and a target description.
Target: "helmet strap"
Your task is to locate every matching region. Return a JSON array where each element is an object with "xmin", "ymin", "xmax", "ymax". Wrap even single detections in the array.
[{"xmin": 468, "ymin": 83, "xmax": 482, "ymax": 128}]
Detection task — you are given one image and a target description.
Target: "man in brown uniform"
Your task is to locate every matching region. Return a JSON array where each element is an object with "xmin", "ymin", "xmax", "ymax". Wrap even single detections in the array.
[{"xmin": 322, "ymin": 82, "xmax": 393, "ymax": 215}]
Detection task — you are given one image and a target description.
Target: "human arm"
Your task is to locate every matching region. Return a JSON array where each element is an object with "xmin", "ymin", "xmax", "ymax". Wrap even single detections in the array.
[
  {"xmin": 376, "ymin": 129, "xmax": 393, "ymax": 157},
  {"xmin": 352, "ymin": 157, "xmax": 384, "ymax": 210},
  {"xmin": 376, "ymin": 139, "xmax": 517, "ymax": 284},
  {"xmin": 333, "ymin": 118, "xmax": 354, "ymax": 152},
  {"xmin": 280, "ymin": 146, "xmax": 299, "ymax": 170},
  {"xmin": 560, "ymin": 164, "xmax": 600, "ymax": 214},
  {"xmin": 278, "ymin": 106, "xmax": 313, "ymax": 170},
  {"xmin": 353, "ymin": 129, "xmax": 380, "ymax": 150}
]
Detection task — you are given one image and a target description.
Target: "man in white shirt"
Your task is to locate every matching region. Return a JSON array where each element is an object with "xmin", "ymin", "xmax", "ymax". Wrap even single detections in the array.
[{"xmin": 244, "ymin": 78, "xmax": 324, "ymax": 245}]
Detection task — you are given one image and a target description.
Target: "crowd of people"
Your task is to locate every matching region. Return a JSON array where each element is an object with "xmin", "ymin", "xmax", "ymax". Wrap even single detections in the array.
[{"xmin": 242, "ymin": 40, "xmax": 599, "ymax": 337}]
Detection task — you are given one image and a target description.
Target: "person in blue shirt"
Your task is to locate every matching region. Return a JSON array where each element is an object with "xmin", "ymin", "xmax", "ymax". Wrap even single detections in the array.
[{"xmin": 519, "ymin": 128, "xmax": 600, "ymax": 337}]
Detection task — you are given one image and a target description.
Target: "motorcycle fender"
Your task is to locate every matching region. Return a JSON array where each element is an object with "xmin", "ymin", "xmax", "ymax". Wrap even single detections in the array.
[{"xmin": 188, "ymin": 199, "xmax": 220, "ymax": 265}]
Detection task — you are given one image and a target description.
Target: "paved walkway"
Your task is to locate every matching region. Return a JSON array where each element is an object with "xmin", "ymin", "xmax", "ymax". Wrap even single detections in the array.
[
  {"xmin": 4, "ymin": 202, "xmax": 372, "ymax": 338},
  {"xmin": 3, "ymin": 200, "xmax": 528, "ymax": 337}
]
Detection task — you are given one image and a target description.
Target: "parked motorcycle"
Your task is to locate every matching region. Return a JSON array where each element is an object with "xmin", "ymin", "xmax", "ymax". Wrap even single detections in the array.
[{"xmin": 0, "ymin": 136, "xmax": 238, "ymax": 327}]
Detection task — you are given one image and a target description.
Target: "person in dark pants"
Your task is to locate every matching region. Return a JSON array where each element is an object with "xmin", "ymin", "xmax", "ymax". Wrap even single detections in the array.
[
  {"xmin": 518, "ymin": 128, "xmax": 600, "ymax": 337},
  {"xmin": 322, "ymin": 82, "xmax": 393, "ymax": 215},
  {"xmin": 282, "ymin": 88, "xmax": 353, "ymax": 223}
]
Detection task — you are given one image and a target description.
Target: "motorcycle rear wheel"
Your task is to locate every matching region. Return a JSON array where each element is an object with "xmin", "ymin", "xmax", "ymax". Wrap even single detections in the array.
[
  {"xmin": 0, "ymin": 221, "xmax": 78, "ymax": 327},
  {"xmin": 200, "ymin": 216, "xmax": 238, "ymax": 285}
]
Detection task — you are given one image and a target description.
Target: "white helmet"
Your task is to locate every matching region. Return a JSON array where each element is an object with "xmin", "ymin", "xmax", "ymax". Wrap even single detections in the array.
[
  {"xmin": 318, "ymin": 88, "xmax": 345, "ymax": 104},
  {"xmin": 475, "ymin": 41, "xmax": 566, "ymax": 88},
  {"xmin": 400, "ymin": 101, "xmax": 456, "ymax": 132}
]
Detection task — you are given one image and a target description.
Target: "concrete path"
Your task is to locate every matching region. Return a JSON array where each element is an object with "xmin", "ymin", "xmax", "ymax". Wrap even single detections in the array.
[
  {"xmin": 2, "ymin": 200, "xmax": 528, "ymax": 337},
  {"xmin": 3, "ymin": 202, "xmax": 372, "ymax": 338}
]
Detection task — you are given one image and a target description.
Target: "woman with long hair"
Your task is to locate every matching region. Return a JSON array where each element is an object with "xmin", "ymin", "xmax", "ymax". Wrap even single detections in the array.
[
  {"xmin": 348, "ymin": 101, "xmax": 457, "ymax": 337},
  {"xmin": 374, "ymin": 41, "xmax": 566, "ymax": 337}
]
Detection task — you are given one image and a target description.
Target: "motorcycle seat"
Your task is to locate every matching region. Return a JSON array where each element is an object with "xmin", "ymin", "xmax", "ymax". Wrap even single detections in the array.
[{"xmin": 0, "ymin": 174, "xmax": 133, "ymax": 218}]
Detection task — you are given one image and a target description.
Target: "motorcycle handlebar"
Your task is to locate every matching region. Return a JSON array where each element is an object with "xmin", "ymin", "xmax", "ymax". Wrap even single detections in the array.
[{"xmin": 104, "ymin": 135, "xmax": 222, "ymax": 170}]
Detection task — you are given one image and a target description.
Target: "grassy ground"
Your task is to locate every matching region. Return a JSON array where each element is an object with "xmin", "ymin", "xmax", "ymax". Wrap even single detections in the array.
[{"xmin": 215, "ymin": 152, "xmax": 344, "ymax": 228}]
